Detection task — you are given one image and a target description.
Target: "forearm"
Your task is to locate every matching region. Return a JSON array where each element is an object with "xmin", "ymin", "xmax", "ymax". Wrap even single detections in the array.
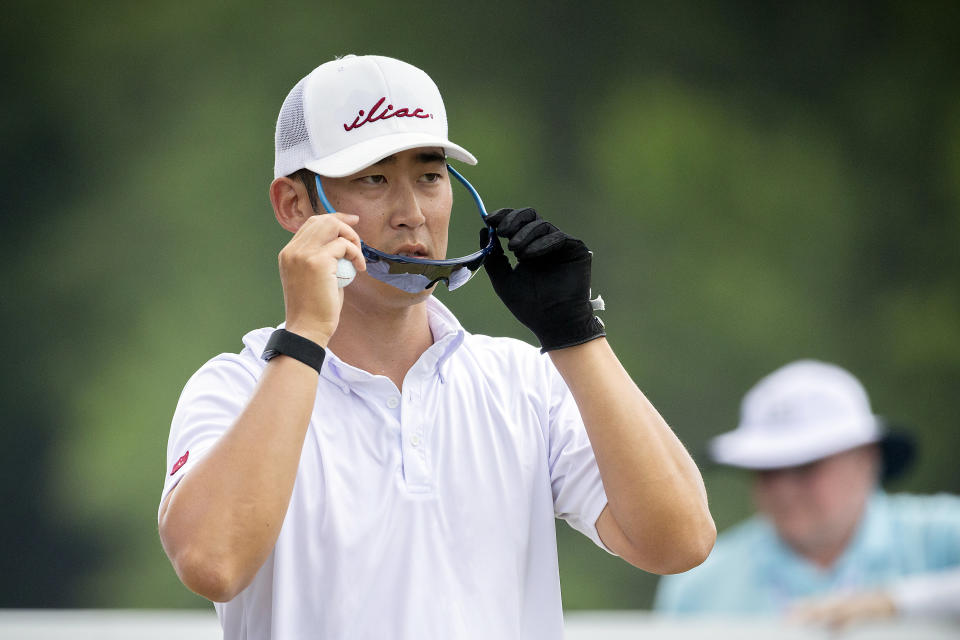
[
  {"xmin": 159, "ymin": 355, "xmax": 319, "ymax": 601},
  {"xmin": 549, "ymin": 339, "xmax": 715, "ymax": 572}
]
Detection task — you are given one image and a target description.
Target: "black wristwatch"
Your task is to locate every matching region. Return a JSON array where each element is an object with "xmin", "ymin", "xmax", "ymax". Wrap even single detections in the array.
[{"xmin": 261, "ymin": 329, "xmax": 326, "ymax": 373}]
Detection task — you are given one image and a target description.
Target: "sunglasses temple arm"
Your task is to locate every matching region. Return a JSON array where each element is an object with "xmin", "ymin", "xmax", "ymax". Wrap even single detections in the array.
[
  {"xmin": 313, "ymin": 174, "xmax": 338, "ymax": 214},
  {"xmin": 312, "ymin": 174, "xmax": 360, "ymax": 287},
  {"xmin": 447, "ymin": 164, "xmax": 489, "ymax": 221}
]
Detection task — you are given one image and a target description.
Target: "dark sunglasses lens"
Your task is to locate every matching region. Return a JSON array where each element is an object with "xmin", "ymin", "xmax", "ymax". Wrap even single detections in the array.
[
  {"xmin": 364, "ymin": 256, "xmax": 485, "ymax": 292},
  {"xmin": 445, "ymin": 265, "xmax": 475, "ymax": 291},
  {"xmin": 365, "ymin": 261, "xmax": 434, "ymax": 293}
]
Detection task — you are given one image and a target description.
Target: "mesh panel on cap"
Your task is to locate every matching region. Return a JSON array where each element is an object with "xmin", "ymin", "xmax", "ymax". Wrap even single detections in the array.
[{"xmin": 274, "ymin": 78, "xmax": 315, "ymax": 178}]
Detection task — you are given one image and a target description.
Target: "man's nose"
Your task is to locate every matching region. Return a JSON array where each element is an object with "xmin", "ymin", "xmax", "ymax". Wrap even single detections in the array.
[{"xmin": 389, "ymin": 181, "xmax": 426, "ymax": 229}]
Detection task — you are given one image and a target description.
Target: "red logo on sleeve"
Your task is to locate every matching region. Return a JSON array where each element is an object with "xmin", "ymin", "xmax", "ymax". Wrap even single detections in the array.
[{"xmin": 170, "ymin": 451, "xmax": 189, "ymax": 476}]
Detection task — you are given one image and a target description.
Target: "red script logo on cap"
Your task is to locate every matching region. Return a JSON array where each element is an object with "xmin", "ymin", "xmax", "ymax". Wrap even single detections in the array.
[
  {"xmin": 344, "ymin": 97, "xmax": 432, "ymax": 132},
  {"xmin": 170, "ymin": 451, "xmax": 189, "ymax": 476}
]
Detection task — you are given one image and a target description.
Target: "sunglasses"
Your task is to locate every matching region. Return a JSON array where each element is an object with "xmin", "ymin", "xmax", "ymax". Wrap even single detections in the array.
[{"xmin": 314, "ymin": 165, "xmax": 495, "ymax": 293}]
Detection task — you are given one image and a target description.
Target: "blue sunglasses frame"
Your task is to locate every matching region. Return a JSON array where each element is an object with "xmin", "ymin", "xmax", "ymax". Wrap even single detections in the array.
[{"xmin": 314, "ymin": 165, "xmax": 496, "ymax": 293}]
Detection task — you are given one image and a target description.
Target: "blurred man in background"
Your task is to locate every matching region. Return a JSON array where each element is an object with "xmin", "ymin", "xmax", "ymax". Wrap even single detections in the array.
[{"xmin": 655, "ymin": 359, "xmax": 960, "ymax": 627}]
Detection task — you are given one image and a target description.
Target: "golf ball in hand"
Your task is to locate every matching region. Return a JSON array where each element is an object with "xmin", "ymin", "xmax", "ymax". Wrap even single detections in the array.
[{"xmin": 336, "ymin": 258, "xmax": 356, "ymax": 288}]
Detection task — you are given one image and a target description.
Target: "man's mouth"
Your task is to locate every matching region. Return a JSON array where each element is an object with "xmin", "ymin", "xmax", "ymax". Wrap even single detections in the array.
[{"xmin": 393, "ymin": 244, "xmax": 430, "ymax": 258}]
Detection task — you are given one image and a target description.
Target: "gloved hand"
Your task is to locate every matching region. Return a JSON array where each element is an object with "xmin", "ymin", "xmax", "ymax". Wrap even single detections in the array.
[{"xmin": 481, "ymin": 207, "xmax": 605, "ymax": 352}]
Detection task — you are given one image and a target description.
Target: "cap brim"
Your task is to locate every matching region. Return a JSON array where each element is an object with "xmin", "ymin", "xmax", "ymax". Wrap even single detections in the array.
[
  {"xmin": 709, "ymin": 419, "xmax": 885, "ymax": 470},
  {"xmin": 305, "ymin": 132, "xmax": 476, "ymax": 178}
]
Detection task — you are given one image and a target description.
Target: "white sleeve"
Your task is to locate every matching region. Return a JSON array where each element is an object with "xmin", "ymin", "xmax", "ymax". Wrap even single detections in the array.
[
  {"xmin": 891, "ymin": 567, "xmax": 960, "ymax": 619},
  {"xmin": 158, "ymin": 353, "xmax": 260, "ymax": 520},
  {"xmin": 544, "ymin": 360, "xmax": 612, "ymax": 553}
]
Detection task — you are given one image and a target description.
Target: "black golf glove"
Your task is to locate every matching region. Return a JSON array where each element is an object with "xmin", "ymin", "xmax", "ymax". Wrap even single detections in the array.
[{"xmin": 481, "ymin": 207, "xmax": 605, "ymax": 352}]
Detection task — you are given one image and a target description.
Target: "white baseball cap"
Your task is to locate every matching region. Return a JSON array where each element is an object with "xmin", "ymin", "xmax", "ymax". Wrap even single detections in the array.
[
  {"xmin": 710, "ymin": 360, "xmax": 891, "ymax": 470},
  {"xmin": 274, "ymin": 54, "xmax": 477, "ymax": 179}
]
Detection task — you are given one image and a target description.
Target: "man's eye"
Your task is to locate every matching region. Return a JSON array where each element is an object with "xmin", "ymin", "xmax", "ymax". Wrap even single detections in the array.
[
  {"xmin": 420, "ymin": 173, "xmax": 442, "ymax": 183},
  {"xmin": 358, "ymin": 175, "xmax": 386, "ymax": 185}
]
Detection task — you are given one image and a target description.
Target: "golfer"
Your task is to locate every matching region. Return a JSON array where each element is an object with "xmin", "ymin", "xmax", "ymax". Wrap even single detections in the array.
[{"xmin": 159, "ymin": 54, "xmax": 715, "ymax": 639}]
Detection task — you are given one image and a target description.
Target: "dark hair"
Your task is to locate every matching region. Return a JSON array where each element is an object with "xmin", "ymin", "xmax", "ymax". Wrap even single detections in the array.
[
  {"xmin": 289, "ymin": 168, "xmax": 319, "ymax": 213},
  {"xmin": 879, "ymin": 428, "xmax": 916, "ymax": 482}
]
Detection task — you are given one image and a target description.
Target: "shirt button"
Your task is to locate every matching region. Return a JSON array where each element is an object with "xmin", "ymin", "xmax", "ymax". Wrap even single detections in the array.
[
  {"xmin": 386, "ymin": 396, "xmax": 400, "ymax": 409},
  {"xmin": 411, "ymin": 435, "xmax": 421, "ymax": 447}
]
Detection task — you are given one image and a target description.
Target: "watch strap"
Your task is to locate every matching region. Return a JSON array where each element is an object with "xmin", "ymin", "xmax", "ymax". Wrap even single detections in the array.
[{"xmin": 261, "ymin": 329, "xmax": 326, "ymax": 373}]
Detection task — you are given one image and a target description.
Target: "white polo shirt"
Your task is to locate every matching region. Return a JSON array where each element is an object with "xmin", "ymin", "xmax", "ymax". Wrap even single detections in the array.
[{"xmin": 161, "ymin": 297, "xmax": 611, "ymax": 640}]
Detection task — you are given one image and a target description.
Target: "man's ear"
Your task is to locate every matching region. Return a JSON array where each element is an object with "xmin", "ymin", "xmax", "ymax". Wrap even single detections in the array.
[{"xmin": 270, "ymin": 176, "xmax": 313, "ymax": 233}]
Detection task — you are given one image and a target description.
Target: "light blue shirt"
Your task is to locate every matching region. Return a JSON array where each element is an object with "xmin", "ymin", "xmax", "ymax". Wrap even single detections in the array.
[{"xmin": 655, "ymin": 492, "xmax": 960, "ymax": 614}]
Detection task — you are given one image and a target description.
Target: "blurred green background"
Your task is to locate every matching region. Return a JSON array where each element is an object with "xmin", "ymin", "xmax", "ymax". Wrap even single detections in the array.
[{"xmin": 2, "ymin": 0, "xmax": 958, "ymax": 611}]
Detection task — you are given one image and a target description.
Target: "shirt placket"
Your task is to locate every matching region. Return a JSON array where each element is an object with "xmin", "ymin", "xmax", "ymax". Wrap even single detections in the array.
[{"xmin": 398, "ymin": 376, "xmax": 432, "ymax": 493}]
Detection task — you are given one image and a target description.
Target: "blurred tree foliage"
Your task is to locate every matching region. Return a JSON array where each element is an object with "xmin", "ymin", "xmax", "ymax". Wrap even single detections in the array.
[{"xmin": 2, "ymin": 0, "xmax": 957, "ymax": 610}]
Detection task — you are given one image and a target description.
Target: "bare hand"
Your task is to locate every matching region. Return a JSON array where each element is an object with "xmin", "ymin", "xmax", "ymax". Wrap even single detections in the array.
[
  {"xmin": 278, "ymin": 213, "xmax": 365, "ymax": 346},
  {"xmin": 788, "ymin": 590, "xmax": 897, "ymax": 629}
]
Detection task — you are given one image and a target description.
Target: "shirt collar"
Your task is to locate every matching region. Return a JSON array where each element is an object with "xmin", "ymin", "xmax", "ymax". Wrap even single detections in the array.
[
  {"xmin": 321, "ymin": 295, "xmax": 467, "ymax": 388},
  {"xmin": 425, "ymin": 296, "xmax": 466, "ymax": 380},
  {"xmin": 836, "ymin": 490, "xmax": 891, "ymax": 566}
]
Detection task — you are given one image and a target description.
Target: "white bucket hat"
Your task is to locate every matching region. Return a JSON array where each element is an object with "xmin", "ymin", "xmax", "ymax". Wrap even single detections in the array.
[
  {"xmin": 710, "ymin": 360, "xmax": 912, "ymax": 473},
  {"xmin": 273, "ymin": 54, "xmax": 477, "ymax": 179}
]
